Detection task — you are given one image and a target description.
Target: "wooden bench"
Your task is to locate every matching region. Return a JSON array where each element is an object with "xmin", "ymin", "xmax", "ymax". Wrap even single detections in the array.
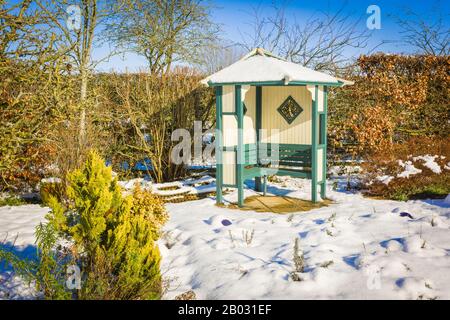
[{"xmin": 242, "ymin": 143, "xmax": 312, "ymax": 193}]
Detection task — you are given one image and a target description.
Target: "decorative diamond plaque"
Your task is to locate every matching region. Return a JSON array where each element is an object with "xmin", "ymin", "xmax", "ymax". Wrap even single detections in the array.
[{"xmin": 277, "ymin": 96, "xmax": 303, "ymax": 124}]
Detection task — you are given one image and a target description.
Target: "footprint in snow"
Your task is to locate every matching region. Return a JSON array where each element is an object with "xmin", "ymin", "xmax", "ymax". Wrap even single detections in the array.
[
  {"xmin": 203, "ymin": 215, "xmax": 231, "ymax": 227},
  {"xmin": 400, "ymin": 212, "xmax": 415, "ymax": 219},
  {"xmin": 380, "ymin": 238, "xmax": 405, "ymax": 252},
  {"xmin": 299, "ymin": 231, "xmax": 309, "ymax": 239},
  {"xmin": 343, "ymin": 254, "xmax": 361, "ymax": 270},
  {"xmin": 221, "ymin": 219, "xmax": 232, "ymax": 226},
  {"xmin": 392, "ymin": 207, "xmax": 415, "ymax": 219}
]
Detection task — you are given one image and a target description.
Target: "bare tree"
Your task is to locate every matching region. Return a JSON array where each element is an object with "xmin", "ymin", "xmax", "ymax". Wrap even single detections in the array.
[
  {"xmin": 194, "ymin": 41, "xmax": 245, "ymax": 74},
  {"xmin": 35, "ymin": 0, "xmax": 116, "ymax": 148},
  {"xmin": 238, "ymin": 1, "xmax": 371, "ymax": 73},
  {"xmin": 0, "ymin": 0, "xmax": 56, "ymax": 61},
  {"xmin": 108, "ymin": 0, "xmax": 219, "ymax": 75},
  {"xmin": 396, "ymin": 5, "xmax": 449, "ymax": 56}
]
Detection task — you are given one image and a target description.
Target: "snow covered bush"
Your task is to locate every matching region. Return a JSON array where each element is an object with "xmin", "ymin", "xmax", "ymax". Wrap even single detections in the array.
[
  {"xmin": 0, "ymin": 151, "xmax": 167, "ymax": 299},
  {"xmin": 363, "ymin": 137, "xmax": 450, "ymax": 200}
]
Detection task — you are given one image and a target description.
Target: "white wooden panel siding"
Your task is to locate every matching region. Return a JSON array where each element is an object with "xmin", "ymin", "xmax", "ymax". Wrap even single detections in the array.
[
  {"xmin": 261, "ymin": 86, "xmax": 312, "ymax": 145},
  {"xmin": 243, "ymin": 86, "xmax": 256, "ymax": 144},
  {"xmin": 223, "ymin": 151, "xmax": 236, "ymax": 185},
  {"xmin": 222, "ymin": 85, "xmax": 235, "ymax": 113},
  {"xmin": 317, "ymin": 148, "xmax": 324, "ymax": 182},
  {"xmin": 222, "ymin": 85, "xmax": 237, "ymax": 185},
  {"xmin": 317, "ymin": 86, "xmax": 324, "ymax": 112},
  {"xmin": 223, "ymin": 115, "xmax": 237, "ymax": 147}
]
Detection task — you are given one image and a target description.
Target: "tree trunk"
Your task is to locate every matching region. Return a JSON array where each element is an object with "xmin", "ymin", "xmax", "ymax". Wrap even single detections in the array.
[{"xmin": 79, "ymin": 68, "xmax": 88, "ymax": 148}]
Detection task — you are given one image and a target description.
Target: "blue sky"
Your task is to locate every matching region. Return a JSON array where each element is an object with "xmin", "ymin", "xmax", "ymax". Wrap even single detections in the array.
[
  {"xmin": 6, "ymin": 0, "xmax": 449, "ymax": 70},
  {"xmin": 76, "ymin": 0, "xmax": 450, "ymax": 71},
  {"xmin": 212, "ymin": 0, "xmax": 444, "ymax": 48}
]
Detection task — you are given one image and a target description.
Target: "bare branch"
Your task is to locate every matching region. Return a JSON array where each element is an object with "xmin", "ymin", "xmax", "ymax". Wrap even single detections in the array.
[
  {"xmin": 396, "ymin": 4, "xmax": 449, "ymax": 56},
  {"xmin": 237, "ymin": 1, "xmax": 372, "ymax": 73}
]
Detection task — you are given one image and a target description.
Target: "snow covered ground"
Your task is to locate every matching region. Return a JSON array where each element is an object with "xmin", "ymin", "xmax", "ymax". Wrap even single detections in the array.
[
  {"xmin": 1, "ymin": 177, "xmax": 450, "ymax": 300},
  {"xmin": 159, "ymin": 179, "xmax": 450, "ymax": 300},
  {"xmin": 0, "ymin": 205, "xmax": 47, "ymax": 299}
]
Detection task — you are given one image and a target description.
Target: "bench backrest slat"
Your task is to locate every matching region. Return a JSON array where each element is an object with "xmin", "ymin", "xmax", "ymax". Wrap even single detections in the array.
[{"xmin": 243, "ymin": 143, "xmax": 312, "ymax": 167}]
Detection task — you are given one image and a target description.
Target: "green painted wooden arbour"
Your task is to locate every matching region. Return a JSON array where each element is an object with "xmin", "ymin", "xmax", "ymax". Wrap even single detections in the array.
[
  {"xmin": 209, "ymin": 83, "xmax": 342, "ymax": 206},
  {"xmin": 203, "ymin": 48, "xmax": 347, "ymax": 207}
]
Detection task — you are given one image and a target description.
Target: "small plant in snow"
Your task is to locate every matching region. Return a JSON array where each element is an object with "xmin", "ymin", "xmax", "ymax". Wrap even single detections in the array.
[
  {"xmin": 175, "ymin": 290, "xmax": 197, "ymax": 300},
  {"xmin": 328, "ymin": 212, "xmax": 336, "ymax": 222},
  {"xmin": 430, "ymin": 216, "xmax": 437, "ymax": 227},
  {"xmin": 290, "ymin": 272, "xmax": 302, "ymax": 282},
  {"xmin": 161, "ymin": 231, "xmax": 177, "ymax": 249},
  {"xmin": 293, "ymin": 238, "xmax": 304, "ymax": 273},
  {"xmin": 242, "ymin": 229, "xmax": 255, "ymax": 246},
  {"xmin": 421, "ymin": 239, "xmax": 427, "ymax": 249},
  {"xmin": 362, "ymin": 242, "xmax": 367, "ymax": 254},
  {"xmin": 228, "ymin": 230, "xmax": 235, "ymax": 248},
  {"xmin": 332, "ymin": 181, "xmax": 338, "ymax": 191},
  {"xmin": 236, "ymin": 265, "xmax": 249, "ymax": 279},
  {"xmin": 326, "ymin": 213, "xmax": 337, "ymax": 233},
  {"xmin": 320, "ymin": 260, "xmax": 334, "ymax": 268},
  {"xmin": 290, "ymin": 238, "xmax": 305, "ymax": 281}
]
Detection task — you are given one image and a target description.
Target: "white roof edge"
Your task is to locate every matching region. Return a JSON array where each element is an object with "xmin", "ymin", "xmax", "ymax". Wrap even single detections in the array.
[
  {"xmin": 201, "ymin": 48, "xmax": 352, "ymax": 87},
  {"xmin": 336, "ymin": 77, "xmax": 354, "ymax": 86},
  {"xmin": 200, "ymin": 78, "xmax": 209, "ymax": 86}
]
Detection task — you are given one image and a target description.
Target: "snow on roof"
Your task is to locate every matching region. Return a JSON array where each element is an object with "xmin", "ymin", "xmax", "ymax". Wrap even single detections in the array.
[{"xmin": 202, "ymin": 48, "xmax": 344, "ymax": 86}]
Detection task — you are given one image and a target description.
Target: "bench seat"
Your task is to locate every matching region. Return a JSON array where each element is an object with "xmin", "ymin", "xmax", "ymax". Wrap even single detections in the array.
[
  {"xmin": 242, "ymin": 143, "xmax": 312, "ymax": 181},
  {"xmin": 243, "ymin": 166, "xmax": 311, "ymax": 180}
]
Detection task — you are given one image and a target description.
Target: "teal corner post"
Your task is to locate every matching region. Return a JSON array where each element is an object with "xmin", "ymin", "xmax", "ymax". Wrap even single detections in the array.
[
  {"xmin": 311, "ymin": 85, "xmax": 319, "ymax": 203},
  {"xmin": 215, "ymin": 86, "xmax": 223, "ymax": 205},
  {"xmin": 320, "ymin": 86, "xmax": 328, "ymax": 200},
  {"xmin": 255, "ymin": 86, "xmax": 263, "ymax": 192},
  {"xmin": 236, "ymin": 85, "xmax": 244, "ymax": 207}
]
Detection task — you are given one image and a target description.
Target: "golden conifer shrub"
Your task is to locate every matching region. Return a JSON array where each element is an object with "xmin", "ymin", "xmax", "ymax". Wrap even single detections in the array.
[
  {"xmin": 130, "ymin": 185, "xmax": 169, "ymax": 241},
  {"xmin": 61, "ymin": 150, "xmax": 166, "ymax": 299},
  {"xmin": 1, "ymin": 150, "xmax": 168, "ymax": 299}
]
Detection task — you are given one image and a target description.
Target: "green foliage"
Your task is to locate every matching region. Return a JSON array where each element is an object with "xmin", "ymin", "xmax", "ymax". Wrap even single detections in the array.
[
  {"xmin": 386, "ymin": 176, "xmax": 450, "ymax": 201},
  {"xmin": 64, "ymin": 152, "xmax": 123, "ymax": 253},
  {"xmin": 1, "ymin": 150, "xmax": 166, "ymax": 300},
  {"xmin": 363, "ymin": 137, "xmax": 450, "ymax": 201},
  {"xmin": 33, "ymin": 221, "xmax": 72, "ymax": 299},
  {"xmin": 40, "ymin": 182, "xmax": 65, "ymax": 207},
  {"xmin": 0, "ymin": 196, "xmax": 27, "ymax": 207}
]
